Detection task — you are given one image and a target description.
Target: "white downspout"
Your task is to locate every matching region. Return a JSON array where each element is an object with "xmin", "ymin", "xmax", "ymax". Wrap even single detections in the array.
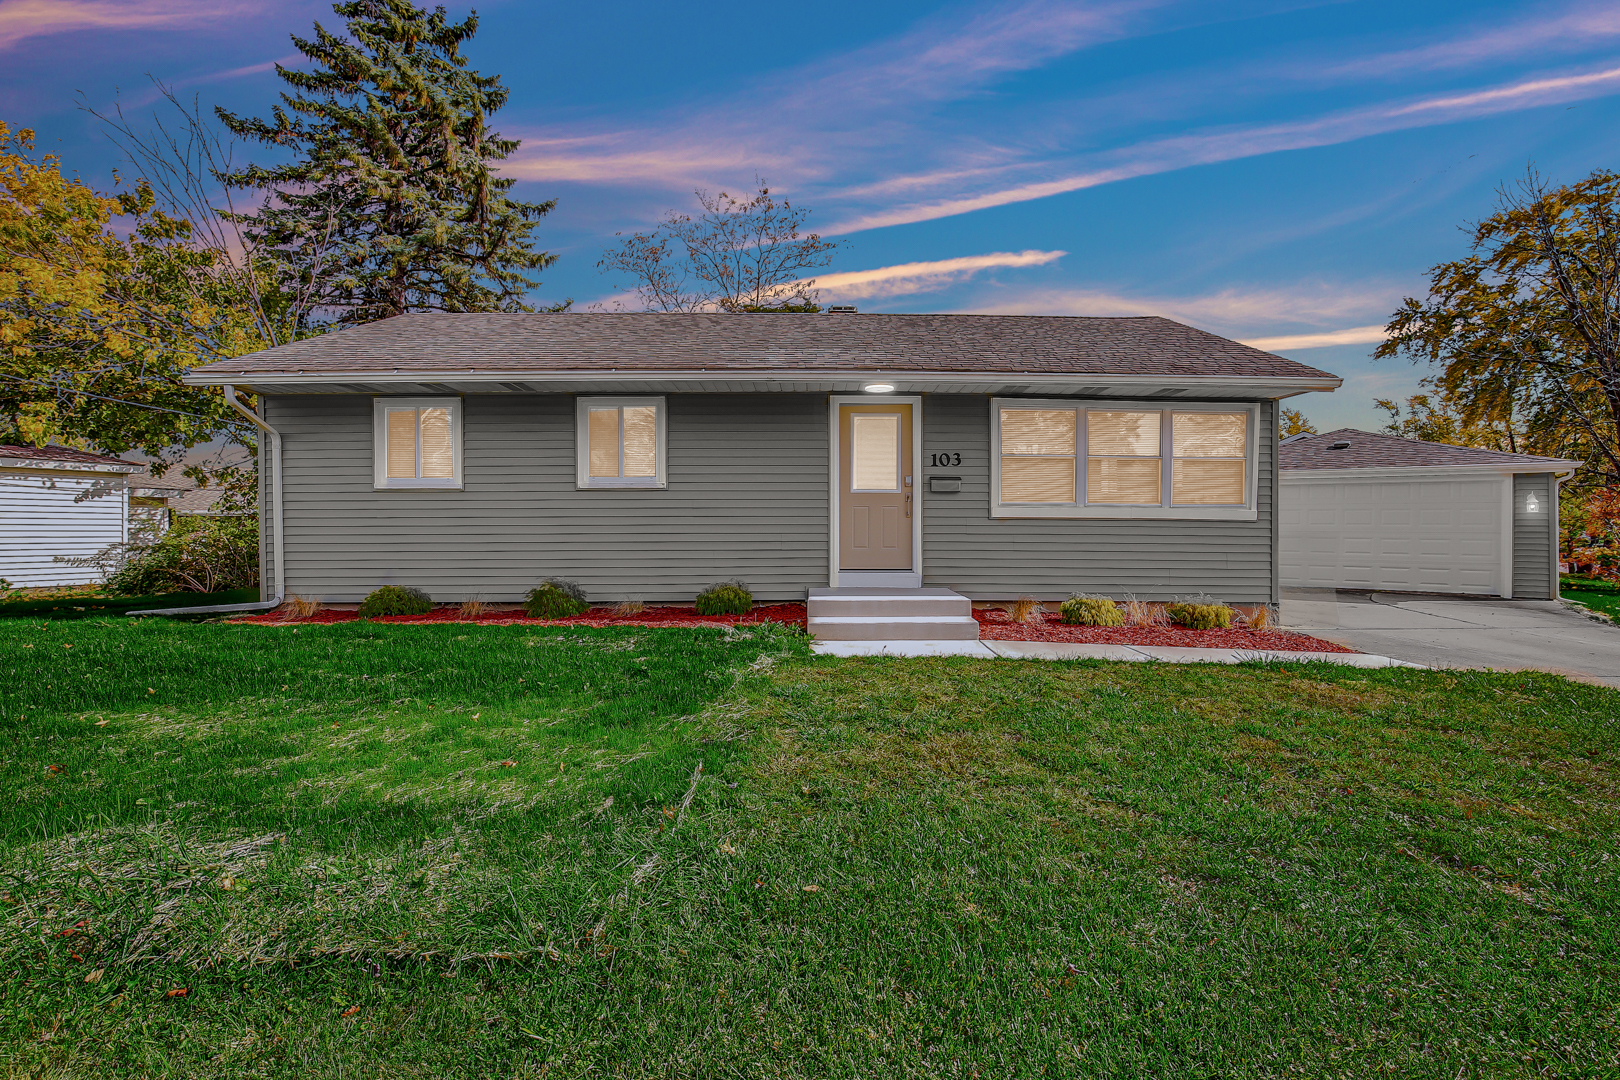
[{"xmin": 128, "ymin": 384, "xmax": 284, "ymax": 617}]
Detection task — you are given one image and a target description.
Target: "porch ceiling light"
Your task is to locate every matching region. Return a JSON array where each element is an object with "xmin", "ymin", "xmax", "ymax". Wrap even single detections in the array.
[{"xmin": 862, "ymin": 382, "xmax": 896, "ymax": 393}]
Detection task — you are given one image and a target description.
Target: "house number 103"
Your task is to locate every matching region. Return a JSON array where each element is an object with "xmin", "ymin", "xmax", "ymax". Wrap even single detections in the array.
[{"xmin": 928, "ymin": 453, "xmax": 962, "ymax": 467}]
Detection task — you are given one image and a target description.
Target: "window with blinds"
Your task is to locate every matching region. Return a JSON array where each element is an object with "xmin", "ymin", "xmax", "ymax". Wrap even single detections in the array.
[
  {"xmin": 1085, "ymin": 410, "xmax": 1162, "ymax": 504},
  {"xmin": 373, "ymin": 399, "xmax": 460, "ymax": 488},
  {"xmin": 999, "ymin": 408, "xmax": 1076, "ymax": 502},
  {"xmin": 577, "ymin": 397, "xmax": 666, "ymax": 488},
  {"xmin": 1171, "ymin": 412, "xmax": 1247, "ymax": 504},
  {"xmin": 993, "ymin": 400, "xmax": 1253, "ymax": 515}
]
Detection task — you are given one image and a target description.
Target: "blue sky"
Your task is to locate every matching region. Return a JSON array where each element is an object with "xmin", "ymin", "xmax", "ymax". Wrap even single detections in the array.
[{"xmin": 3, "ymin": 0, "xmax": 1618, "ymax": 430}]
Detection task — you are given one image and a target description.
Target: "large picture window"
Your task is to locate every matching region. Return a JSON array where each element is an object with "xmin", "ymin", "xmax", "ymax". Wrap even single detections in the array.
[
  {"xmin": 991, "ymin": 399, "xmax": 1257, "ymax": 519},
  {"xmin": 576, "ymin": 397, "xmax": 667, "ymax": 488},
  {"xmin": 373, "ymin": 397, "xmax": 462, "ymax": 489}
]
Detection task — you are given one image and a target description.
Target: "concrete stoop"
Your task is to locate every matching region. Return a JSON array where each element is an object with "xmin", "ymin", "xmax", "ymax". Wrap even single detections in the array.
[{"xmin": 807, "ymin": 587, "xmax": 979, "ymax": 641}]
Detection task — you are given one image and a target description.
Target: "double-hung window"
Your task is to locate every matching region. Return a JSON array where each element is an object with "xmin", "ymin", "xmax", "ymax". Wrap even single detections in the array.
[
  {"xmin": 576, "ymin": 397, "xmax": 667, "ymax": 488},
  {"xmin": 991, "ymin": 399, "xmax": 1257, "ymax": 519},
  {"xmin": 373, "ymin": 397, "xmax": 461, "ymax": 489}
]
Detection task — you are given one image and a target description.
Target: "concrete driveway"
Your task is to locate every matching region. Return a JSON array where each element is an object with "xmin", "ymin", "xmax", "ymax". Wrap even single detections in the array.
[{"xmin": 1280, "ymin": 588, "xmax": 1620, "ymax": 688}]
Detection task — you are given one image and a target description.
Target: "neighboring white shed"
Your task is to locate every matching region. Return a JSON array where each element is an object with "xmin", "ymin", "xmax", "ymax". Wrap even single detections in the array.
[
  {"xmin": 1279, "ymin": 429, "xmax": 1581, "ymax": 599},
  {"xmin": 0, "ymin": 445, "xmax": 140, "ymax": 587}
]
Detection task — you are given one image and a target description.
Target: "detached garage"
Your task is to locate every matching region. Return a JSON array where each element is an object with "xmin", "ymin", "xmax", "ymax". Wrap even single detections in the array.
[{"xmin": 1279, "ymin": 429, "xmax": 1580, "ymax": 599}]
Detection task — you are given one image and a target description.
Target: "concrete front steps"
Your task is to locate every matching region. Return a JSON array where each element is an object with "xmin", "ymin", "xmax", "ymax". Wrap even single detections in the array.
[{"xmin": 806, "ymin": 587, "xmax": 979, "ymax": 641}]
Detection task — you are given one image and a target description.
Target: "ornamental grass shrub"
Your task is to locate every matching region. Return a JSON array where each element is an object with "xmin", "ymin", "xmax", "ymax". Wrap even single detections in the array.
[
  {"xmin": 357, "ymin": 585, "xmax": 433, "ymax": 618},
  {"xmin": 1166, "ymin": 601, "xmax": 1234, "ymax": 630},
  {"xmin": 695, "ymin": 580, "xmax": 752, "ymax": 616},
  {"xmin": 1060, "ymin": 595, "xmax": 1124, "ymax": 626},
  {"xmin": 524, "ymin": 579, "xmax": 589, "ymax": 619}
]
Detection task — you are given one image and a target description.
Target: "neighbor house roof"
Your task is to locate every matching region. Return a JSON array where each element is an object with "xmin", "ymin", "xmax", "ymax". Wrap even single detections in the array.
[
  {"xmin": 1280, "ymin": 429, "xmax": 1582, "ymax": 473},
  {"xmin": 183, "ymin": 313, "xmax": 1342, "ymax": 399},
  {"xmin": 0, "ymin": 444, "xmax": 139, "ymax": 472}
]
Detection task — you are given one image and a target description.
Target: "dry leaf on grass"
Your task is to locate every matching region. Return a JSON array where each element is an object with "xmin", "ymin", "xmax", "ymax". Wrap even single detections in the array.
[
  {"xmin": 340, "ymin": 1005, "xmax": 361, "ymax": 1018},
  {"xmin": 165, "ymin": 988, "xmax": 189, "ymax": 998},
  {"xmin": 802, "ymin": 884, "xmax": 821, "ymax": 893}
]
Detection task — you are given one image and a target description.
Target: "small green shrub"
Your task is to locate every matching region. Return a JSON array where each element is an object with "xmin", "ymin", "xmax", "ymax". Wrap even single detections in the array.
[
  {"xmin": 695, "ymin": 580, "xmax": 752, "ymax": 616},
  {"xmin": 1166, "ymin": 602, "xmax": 1234, "ymax": 629},
  {"xmin": 104, "ymin": 515, "xmax": 260, "ymax": 595},
  {"xmin": 1059, "ymin": 595, "xmax": 1124, "ymax": 626},
  {"xmin": 524, "ymin": 578, "xmax": 589, "ymax": 619},
  {"xmin": 358, "ymin": 585, "xmax": 433, "ymax": 618}
]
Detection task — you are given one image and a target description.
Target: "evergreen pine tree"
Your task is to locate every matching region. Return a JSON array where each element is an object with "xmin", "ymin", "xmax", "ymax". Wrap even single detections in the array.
[{"xmin": 216, "ymin": 1, "xmax": 556, "ymax": 324}]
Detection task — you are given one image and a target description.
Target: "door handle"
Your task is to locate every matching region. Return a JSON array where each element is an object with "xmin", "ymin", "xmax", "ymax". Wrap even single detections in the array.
[{"xmin": 905, "ymin": 493, "xmax": 912, "ymax": 518}]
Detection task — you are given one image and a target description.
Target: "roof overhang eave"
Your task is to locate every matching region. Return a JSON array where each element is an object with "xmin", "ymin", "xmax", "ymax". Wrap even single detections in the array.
[
  {"xmin": 1281, "ymin": 461, "xmax": 1583, "ymax": 480},
  {"xmin": 184, "ymin": 369, "xmax": 1344, "ymax": 398}
]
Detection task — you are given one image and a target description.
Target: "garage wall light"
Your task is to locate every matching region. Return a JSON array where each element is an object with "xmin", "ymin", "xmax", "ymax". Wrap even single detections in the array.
[{"xmin": 1526, "ymin": 492, "xmax": 1540, "ymax": 513}]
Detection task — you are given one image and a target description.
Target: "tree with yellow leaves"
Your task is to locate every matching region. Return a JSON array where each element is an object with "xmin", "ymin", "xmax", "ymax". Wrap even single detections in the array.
[{"xmin": 0, "ymin": 122, "xmax": 271, "ymax": 490}]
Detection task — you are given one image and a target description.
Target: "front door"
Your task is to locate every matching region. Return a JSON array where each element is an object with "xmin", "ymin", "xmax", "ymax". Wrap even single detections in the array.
[{"xmin": 839, "ymin": 403, "xmax": 913, "ymax": 571}]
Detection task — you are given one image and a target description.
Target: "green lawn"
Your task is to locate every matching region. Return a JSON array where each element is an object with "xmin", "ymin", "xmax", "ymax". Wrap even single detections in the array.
[
  {"xmin": 1562, "ymin": 575, "xmax": 1620, "ymax": 621},
  {"xmin": 3, "ymin": 619, "xmax": 1618, "ymax": 1077}
]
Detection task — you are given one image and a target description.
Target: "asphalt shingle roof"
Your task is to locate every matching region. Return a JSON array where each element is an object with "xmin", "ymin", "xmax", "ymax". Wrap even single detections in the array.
[
  {"xmin": 0, "ymin": 444, "xmax": 136, "ymax": 468},
  {"xmin": 188, "ymin": 312, "xmax": 1339, "ymax": 381},
  {"xmin": 1280, "ymin": 429, "xmax": 1580, "ymax": 471}
]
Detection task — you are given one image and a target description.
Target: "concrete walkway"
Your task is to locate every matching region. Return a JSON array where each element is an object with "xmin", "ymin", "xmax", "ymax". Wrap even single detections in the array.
[
  {"xmin": 809, "ymin": 638, "xmax": 1417, "ymax": 668},
  {"xmin": 1280, "ymin": 588, "xmax": 1620, "ymax": 688}
]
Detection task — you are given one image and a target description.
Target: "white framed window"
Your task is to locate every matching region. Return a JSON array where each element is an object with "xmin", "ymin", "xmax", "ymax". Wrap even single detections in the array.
[
  {"xmin": 990, "ymin": 398, "xmax": 1258, "ymax": 519},
  {"xmin": 373, "ymin": 397, "xmax": 462, "ymax": 489},
  {"xmin": 576, "ymin": 396, "xmax": 667, "ymax": 489}
]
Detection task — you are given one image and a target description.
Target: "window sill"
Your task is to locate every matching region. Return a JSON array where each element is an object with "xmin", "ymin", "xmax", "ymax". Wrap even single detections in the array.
[
  {"xmin": 991, "ymin": 504, "xmax": 1257, "ymax": 521},
  {"xmin": 578, "ymin": 479, "xmax": 666, "ymax": 490},
  {"xmin": 375, "ymin": 480, "xmax": 463, "ymax": 490}
]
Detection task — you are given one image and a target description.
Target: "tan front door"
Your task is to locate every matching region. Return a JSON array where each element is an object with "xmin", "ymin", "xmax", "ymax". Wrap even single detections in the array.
[{"xmin": 839, "ymin": 403, "xmax": 913, "ymax": 570}]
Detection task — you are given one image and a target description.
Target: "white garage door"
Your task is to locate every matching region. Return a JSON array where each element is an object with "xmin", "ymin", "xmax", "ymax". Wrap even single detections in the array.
[{"xmin": 1280, "ymin": 475, "xmax": 1506, "ymax": 595}]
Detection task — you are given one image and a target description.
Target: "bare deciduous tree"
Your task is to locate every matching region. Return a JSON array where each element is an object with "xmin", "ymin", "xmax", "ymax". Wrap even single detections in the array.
[{"xmin": 598, "ymin": 181, "xmax": 839, "ymax": 312}]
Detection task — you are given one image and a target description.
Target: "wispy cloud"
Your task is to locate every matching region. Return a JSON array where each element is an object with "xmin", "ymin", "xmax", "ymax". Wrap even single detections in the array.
[
  {"xmin": 964, "ymin": 282, "xmax": 1402, "ymax": 337},
  {"xmin": 1242, "ymin": 326, "xmax": 1389, "ymax": 350},
  {"xmin": 0, "ymin": 0, "xmax": 253, "ymax": 51},
  {"xmin": 812, "ymin": 250, "xmax": 1066, "ymax": 300},
  {"xmin": 824, "ymin": 62, "xmax": 1620, "ymax": 233},
  {"xmin": 1319, "ymin": 3, "xmax": 1620, "ymax": 79}
]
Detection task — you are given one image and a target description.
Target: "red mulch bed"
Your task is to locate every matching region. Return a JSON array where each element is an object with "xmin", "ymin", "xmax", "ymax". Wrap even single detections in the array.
[
  {"xmin": 231, "ymin": 603, "xmax": 808, "ymax": 629},
  {"xmin": 972, "ymin": 609, "xmax": 1356, "ymax": 653}
]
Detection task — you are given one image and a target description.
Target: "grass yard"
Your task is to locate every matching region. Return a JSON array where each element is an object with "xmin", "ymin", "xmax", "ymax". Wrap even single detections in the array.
[
  {"xmin": 2, "ymin": 618, "xmax": 1618, "ymax": 1078},
  {"xmin": 1561, "ymin": 575, "xmax": 1620, "ymax": 622}
]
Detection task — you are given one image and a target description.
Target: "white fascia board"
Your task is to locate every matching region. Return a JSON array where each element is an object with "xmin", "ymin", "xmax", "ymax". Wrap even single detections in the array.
[
  {"xmin": 1281, "ymin": 462, "xmax": 1583, "ymax": 482},
  {"xmin": 183, "ymin": 369, "xmax": 1343, "ymax": 398}
]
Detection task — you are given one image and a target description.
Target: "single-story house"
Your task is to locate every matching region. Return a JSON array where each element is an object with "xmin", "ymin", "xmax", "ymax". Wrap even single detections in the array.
[
  {"xmin": 0, "ymin": 444, "xmax": 141, "ymax": 587},
  {"xmin": 181, "ymin": 312, "xmax": 1343, "ymax": 606},
  {"xmin": 1279, "ymin": 428, "xmax": 1580, "ymax": 599}
]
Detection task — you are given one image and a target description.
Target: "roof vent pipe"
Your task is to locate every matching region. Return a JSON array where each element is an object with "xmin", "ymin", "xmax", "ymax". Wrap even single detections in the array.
[
  {"xmin": 1329, "ymin": 441, "xmax": 1351, "ymax": 449},
  {"xmin": 826, "ymin": 305, "xmax": 858, "ymax": 314}
]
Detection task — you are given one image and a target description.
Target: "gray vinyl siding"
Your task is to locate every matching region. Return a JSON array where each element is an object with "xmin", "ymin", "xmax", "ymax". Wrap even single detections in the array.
[
  {"xmin": 1511, "ymin": 472, "xmax": 1555, "ymax": 599},
  {"xmin": 920, "ymin": 395, "xmax": 1278, "ymax": 603},
  {"xmin": 265, "ymin": 393, "xmax": 829, "ymax": 603}
]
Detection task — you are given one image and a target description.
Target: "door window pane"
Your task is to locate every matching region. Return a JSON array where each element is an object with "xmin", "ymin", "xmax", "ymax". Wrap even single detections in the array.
[
  {"xmin": 386, "ymin": 410, "xmax": 418, "ymax": 479},
  {"xmin": 851, "ymin": 414, "xmax": 900, "ymax": 491}
]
